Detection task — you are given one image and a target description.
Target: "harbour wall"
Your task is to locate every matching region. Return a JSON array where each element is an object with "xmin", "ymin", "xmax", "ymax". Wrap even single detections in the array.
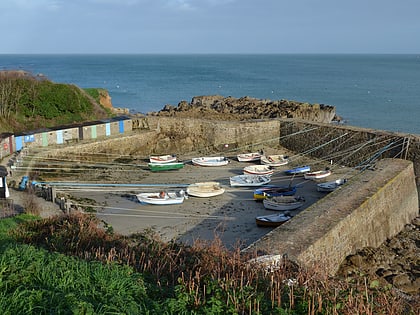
[
  {"xmin": 244, "ymin": 158, "xmax": 419, "ymax": 274},
  {"xmin": 43, "ymin": 116, "xmax": 419, "ymax": 273}
]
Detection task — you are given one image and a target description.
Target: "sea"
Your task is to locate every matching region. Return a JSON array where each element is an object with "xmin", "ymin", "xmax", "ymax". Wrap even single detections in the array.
[{"xmin": 1, "ymin": 54, "xmax": 420, "ymax": 135}]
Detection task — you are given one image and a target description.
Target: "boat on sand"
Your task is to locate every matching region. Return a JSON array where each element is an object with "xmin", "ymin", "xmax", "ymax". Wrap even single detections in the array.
[
  {"xmin": 263, "ymin": 195, "xmax": 305, "ymax": 211},
  {"xmin": 192, "ymin": 157, "xmax": 229, "ymax": 167},
  {"xmin": 148, "ymin": 162, "xmax": 184, "ymax": 172},
  {"xmin": 237, "ymin": 152, "xmax": 262, "ymax": 162},
  {"xmin": 253, "ymin": 185, "xmax": 297, "ymax": 200},
  {"xmin": 260, "ymin": 154, "xmax": 289, "ymax": 167},
  {"xmin": 186, "ymin": 181, "xmax": 225, "ymax": 197},
  {"xmin": 317, "ymin": 178, "xmax": 347, "ymax": 192},
  {"xmin": 255, "ymin": 213, "xmax": 293, "ymax": 227},
  {"xmin": 230, "ymin": 175, "xmax": 271, "ymax": 187},
  {"xmin": 284, "ymin": 165, "xmax": 310, "ymax": 175},
  {"xmin": 304, "ymin": 169, "xmax": 331, "ymax": 180},
  {"xmin": 243, "ymin": 165, "xmax": 274, "ymax": 176},
  {"xmin": 137, "ymin": 190, "xmax": 187, "ymax": 205},
  {"xmin": 149, "ymin": 155, "xmax": 177, "ymax": 164}
]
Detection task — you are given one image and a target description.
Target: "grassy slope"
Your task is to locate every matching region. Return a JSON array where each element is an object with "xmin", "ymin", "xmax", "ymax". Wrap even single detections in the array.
[
  {"xmin": 0, "ymin": 215, "xmax": 155, "ymax": 314},
  {"xmin": 0, "ymin": 72, "xmax": 113, "ymax": 134}
]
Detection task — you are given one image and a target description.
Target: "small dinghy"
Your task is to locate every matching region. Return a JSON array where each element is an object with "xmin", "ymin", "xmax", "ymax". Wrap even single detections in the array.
[
  {"xmin": 137, "ymin": 190, "xmax": 186, "ymax": 205},
  {"xmin": 255, "ymin": 213, "xmax": 293, "ymax": 227},
  {"xmin": 148, "ymin": 162, "xmax": 184, "ymax": 172},
  {"xmin": 192, "ymin": 157, "xmax": 229, "ymax": 167},
  {"xmin": 149, "ymin": 155, "xmax": 177, "ymax": 164},
  {"xmin": 243, "ymin": 165, "xmax": 274, "ymax": 176},
  {"xmin": 304, "ymin": 169, "xmax": 331, "ymax": 180},
  {"xmin": 230, "ymin": 175, "xmax": 271, "ymax": 187},
  {"xmin": 317, "ymin": 178, "xmax": 347, "ymax": 192},
  {"xmin": 237, "ymin": 152, "xmax": 262, "ymax": 162},
  {"xmin": 284, "ymin": 165, "xmax": 311, "ymax": 175},
  {"xmin": 263, "ymin": 195, "xmax": 305, "ymax": 211},
  {"xmin": 260, "ymin": 154, "xmax": 289, "ymax": 167},
  {"xmin": 253, "ymin": 185, "xmax": 297, "ymax": 200}
]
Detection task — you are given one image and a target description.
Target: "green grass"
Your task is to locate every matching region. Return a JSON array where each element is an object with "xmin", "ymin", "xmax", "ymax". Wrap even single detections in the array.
[
  {"xmin": 0, "ymin": 213, "xmax": 416, "ymax": 314},
  {"xmin": 0, "ymin": 215, "xmax": 156, "ymax": 314}
]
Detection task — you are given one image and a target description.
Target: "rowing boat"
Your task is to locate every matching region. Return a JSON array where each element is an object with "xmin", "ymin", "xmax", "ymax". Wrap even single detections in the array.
[{"xmin": 255, "ymin": 213, "xmax": 292, "ymax": 227}]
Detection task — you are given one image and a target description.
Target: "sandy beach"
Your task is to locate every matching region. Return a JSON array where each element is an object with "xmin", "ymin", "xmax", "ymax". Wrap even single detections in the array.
[{"xmin": 59, "ymin": 156, "xmax": 351, "ymax": 250}]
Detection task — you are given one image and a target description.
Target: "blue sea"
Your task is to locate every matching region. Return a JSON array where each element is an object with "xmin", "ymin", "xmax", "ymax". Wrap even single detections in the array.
[{"xmin": 1, "ymin": 54, "xmax": 420, "ymax": 135}]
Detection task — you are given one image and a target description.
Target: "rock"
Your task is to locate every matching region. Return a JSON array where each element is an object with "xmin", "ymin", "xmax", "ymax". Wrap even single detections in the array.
[
  {"xmin": 151, "ymin": 95, "xmax": 336, "ymax": 123},
  {"xmin": 337, "ymin": 215, "xmax": 420, "ymax": 296}
]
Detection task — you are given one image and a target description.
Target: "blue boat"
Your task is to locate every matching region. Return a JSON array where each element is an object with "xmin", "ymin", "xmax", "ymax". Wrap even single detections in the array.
[
  {"xmin": 253, "ymin": 185, "xmax": 297, "ymax": 201},
  {"xmin": 284, "ymin": 165, "xmax": 311, "ymax": 175}
]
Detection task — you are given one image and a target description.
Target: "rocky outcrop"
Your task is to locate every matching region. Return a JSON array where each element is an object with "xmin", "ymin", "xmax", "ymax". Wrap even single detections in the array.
[
  {"xmin": 149, "ymin": 95, "xmax": 337, "ymax": 123},
  {"xmin": 98, "ymin": 89, "xmax": 129, "ymax": 114},
  {"xmin": 98, "ymin": 89, "xmax": 113, "ymax": 109},
  {"xmin": 337, "ymin": 217, "xmax": 420, "ymax": 295}
]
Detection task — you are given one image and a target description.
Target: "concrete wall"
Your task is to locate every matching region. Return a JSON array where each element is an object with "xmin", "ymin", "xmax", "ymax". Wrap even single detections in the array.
[{"xmin": 245, "ymin": 159, "xmax": 419, "ymax": 274}]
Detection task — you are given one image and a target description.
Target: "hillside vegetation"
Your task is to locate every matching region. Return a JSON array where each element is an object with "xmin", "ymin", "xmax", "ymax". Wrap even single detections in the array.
[{"xmin": 0, "ymin": 70, "xmax": 112, "ymax": 134}]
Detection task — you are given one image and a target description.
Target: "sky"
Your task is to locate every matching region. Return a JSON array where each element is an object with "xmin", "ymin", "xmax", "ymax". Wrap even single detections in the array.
[{"xmin": 1, "ymin": 0, "xmax": 419, "ymax": 54}]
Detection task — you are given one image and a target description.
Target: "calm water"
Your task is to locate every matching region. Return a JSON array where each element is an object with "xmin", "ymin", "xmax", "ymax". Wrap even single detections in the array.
[{"xmin": 1, "ymin": 54, "xmax": 420, "ymax": 135}]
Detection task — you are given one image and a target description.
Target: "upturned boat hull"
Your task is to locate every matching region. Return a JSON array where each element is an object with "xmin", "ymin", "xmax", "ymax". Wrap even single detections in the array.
[{"xmin": 186, "ymin": 182, "xmax": 225, "ymax": 197}]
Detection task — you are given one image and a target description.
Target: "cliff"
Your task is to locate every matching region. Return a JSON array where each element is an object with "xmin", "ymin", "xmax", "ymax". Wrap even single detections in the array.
[{"xmin": 150, "ymin": 95, "xmax": 337, "ymax": 123}]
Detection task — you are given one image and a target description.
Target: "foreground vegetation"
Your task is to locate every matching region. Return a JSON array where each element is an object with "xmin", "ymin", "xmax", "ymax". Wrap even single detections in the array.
[{"xmin": 0, "ymin": 212, "xmax": 416, "ymax": 314}]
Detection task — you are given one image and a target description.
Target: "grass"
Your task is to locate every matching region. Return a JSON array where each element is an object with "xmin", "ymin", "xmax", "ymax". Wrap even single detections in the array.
[
  {"xmin": 0, "ymin": 215, "xmax": 156, "ymax": 314},
  {"xmin": 0, "ymin": 213, "xmax": 417, "ymax": 314}
]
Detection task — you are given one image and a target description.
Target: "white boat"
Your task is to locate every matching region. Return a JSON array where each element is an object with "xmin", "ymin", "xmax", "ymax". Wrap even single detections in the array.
[
  {"xmin": 136, "ymin": 190, "xmax": 186, "ymax": 205},
  {"xmin": 192, "ymin": 156, "xmax": 229, "ymax": 167},
  {"xmin": 230, "ymin": 175, "xmax": 271, "ymax": 187},
  {"xmin": 304, "ymin": 169, "xmax": 332, "ymax": 180},
  {"xmin": 260, "ymin": 154, "xmax": 289, "ymax": 167},
  {"xmin": 237, "ymin": 152, "xmax": 262, "ymax": 162},
  {"xmin": 186, "ymin": 181, "xmax": 225, "ymax": 197},
  {"xmin": 149, "ymin": 155, "xmax": 177, "ymax": 164},
  {"xmin": 243, "ymin": 165, "xmax": 274, "ymax": 175},
  {"xmin": 317, "ymin": 178, "xmax": 347, "ymax": 192},
  {"xmin": 255, "ymin": 213, "xmax": 292, "ymax": 227},
  {"xmin": 263, "ymin": 195, "xmax": 305, "ymax": 211}
]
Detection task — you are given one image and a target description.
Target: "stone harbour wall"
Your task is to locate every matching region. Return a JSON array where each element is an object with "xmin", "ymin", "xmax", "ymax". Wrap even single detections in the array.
[
  {"xmin": 277, "ymin": 119, "xmax": 420, "ymax": 195},
  {"xmin": 244, "ymin": 159, "xmax": 419, "ymax": 275},
  {"xmin": 41, "ymin": 116, "xmax": 419, "ymax": 275}
]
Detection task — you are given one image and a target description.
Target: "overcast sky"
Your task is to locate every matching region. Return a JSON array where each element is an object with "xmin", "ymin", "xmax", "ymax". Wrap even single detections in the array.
[{"xmin": 1, "ymin": 0, "xmax": 419, "ymax": 54}]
